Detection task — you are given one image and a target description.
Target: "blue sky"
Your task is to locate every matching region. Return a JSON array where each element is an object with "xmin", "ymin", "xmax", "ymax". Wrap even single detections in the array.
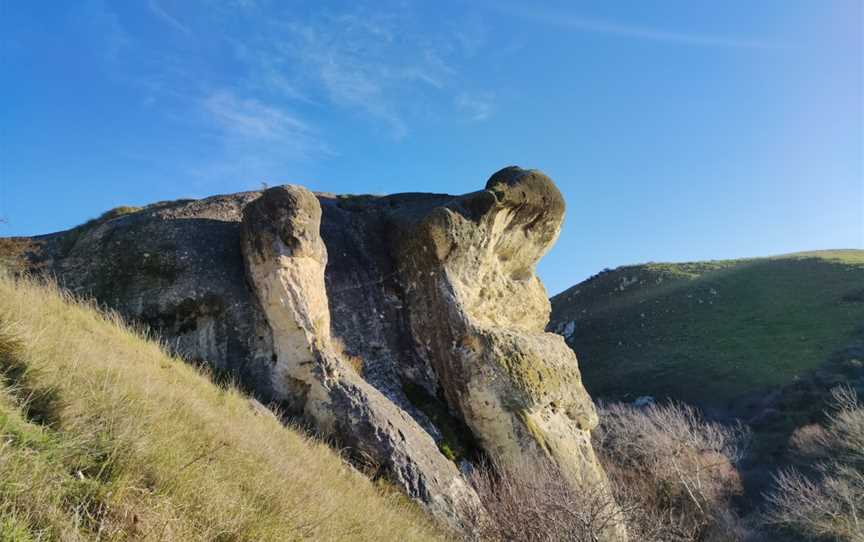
[{"xmin": 2, "ymin": 1, "xmax": 862, "ymax": 294}]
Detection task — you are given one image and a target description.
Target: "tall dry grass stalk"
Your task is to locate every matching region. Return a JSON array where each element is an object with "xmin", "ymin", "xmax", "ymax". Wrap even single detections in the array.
[{"xmin": 0, "ymin": 273, "xmax": 444, "ymax": 541}]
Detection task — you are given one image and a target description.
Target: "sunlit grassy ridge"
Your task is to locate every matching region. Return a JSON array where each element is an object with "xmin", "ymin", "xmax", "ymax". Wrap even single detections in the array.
[
  {"xmin": 0, "ymin": 274, "xmax": 444, "ymax": 541},
  {"xmin": 551, "ymin": 250, "xmax": 864, "ymax": 408}
]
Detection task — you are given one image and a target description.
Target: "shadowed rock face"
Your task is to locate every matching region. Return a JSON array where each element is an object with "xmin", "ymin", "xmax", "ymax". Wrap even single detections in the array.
[{"xmin": 19, "ymin": 167, "xmax": 623, "ymax": 538}]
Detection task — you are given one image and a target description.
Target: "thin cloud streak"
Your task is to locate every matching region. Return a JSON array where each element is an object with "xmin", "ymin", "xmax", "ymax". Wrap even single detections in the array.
[
  {"xmin": 233, "ymin": 5, "xmax": 497, "ymax": 137},
  {"xmin": 497, "ymin": 4, "xmax": 786, "ymax": 50},
  {"xmin": 148, "ymin": 0, "xmax": 191, "ymax": 34},
  {"xmin": 269, "ymin": 14, "xmax": 427, "ymax": 139}
]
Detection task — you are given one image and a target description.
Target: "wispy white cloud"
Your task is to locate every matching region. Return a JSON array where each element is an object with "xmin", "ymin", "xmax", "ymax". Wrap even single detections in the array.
[
  {"xmin": 82, "ymin": 1, "xmax": 498, "ymax": 181},
  {"xmin": 148, "ymin": 0, "xmax": 191, "ymax": 34},
  {"xmin": 230, "ymin": 5, "xmax": 493, "ymax": 138},
  {"xmin": 456, "ymin": 93, "xmax": 495, "ymax": 122},
  {"xmin": 188, "ymin": 89, "xmax": 331, "ymax": 184},
  {"xmin": 496, "ymin": 4, "xmax": 785, "ymax": 50},
  {"xmin": 202, "ymin": 90, "xmax": 325, "ymax": 154},
  {"xmin": 320, "ymin": 67, "xmax": 408, "ymax": 138},
  {"xmin": 264, "ymin": 12, "xmax": 434, "ymax": 139}
]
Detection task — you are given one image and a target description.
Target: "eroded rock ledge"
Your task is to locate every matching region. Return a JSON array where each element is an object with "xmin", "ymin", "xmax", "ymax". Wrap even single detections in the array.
[{"xmin": 20, "ymin": 167, "xmax": 623, "ymax": 538}]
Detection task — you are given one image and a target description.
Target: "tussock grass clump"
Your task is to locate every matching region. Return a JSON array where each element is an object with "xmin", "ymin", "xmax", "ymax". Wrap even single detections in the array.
[{"xmin": 0, "ymin": 274, "xmax": 444, "ymax": 541}]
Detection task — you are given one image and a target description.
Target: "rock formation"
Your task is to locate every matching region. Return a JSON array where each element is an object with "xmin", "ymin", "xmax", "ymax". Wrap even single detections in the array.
[
  {"xmin": 241, "ymin": 185, "xmax": 481, "ymax": 526},
  {"xmin": 17, "ymin": 167, "xmax": 623, "ymax": 539},
  {"xmin": 394, "ymin": 168, "xmax": 606, "ymax": 490}
]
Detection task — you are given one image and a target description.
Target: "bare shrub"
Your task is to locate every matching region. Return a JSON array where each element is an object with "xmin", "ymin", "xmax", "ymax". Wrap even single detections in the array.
[
  {"xmin": 467, "ymin": 457, "xmax": 626, "ymax": 542},
  {"xmin": 764, "ymin": 386, "xmax": 864, "ymax": 541},
  {"xmin": 789, "ymin": 423, "xmax": 829, "ymax": 458},
  {"xmin": 467, "ymin": 401, "xmax": 752, "ymax": 541},
  {"xmin": 594, "ymin": 401, "xmax": 751, "ymax": 541}
]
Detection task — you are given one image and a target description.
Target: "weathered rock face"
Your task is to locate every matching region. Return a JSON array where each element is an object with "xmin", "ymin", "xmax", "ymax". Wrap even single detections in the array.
[
  {"xmin": 393, "ymin": 168, "xmax": 605, "ymax": 488},
  {"xmin": 37, "ymin": 194, "xmax": 279, "ymax": 397},
  {"xmin": 20, "ymin": 167, "xmax": 623, "ymax": 539},
  {"xmin": 241, "ymin": 186, "xmax": 482, "ymax": 526}
]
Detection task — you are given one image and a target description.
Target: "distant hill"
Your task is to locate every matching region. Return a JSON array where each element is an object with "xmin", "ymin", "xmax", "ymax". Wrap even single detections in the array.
[
  {"xmin": 551, "ymin": 250, "xmax": 864, "ymax": 408},
  {"xmin": 550, "ymin": 250, "xmax": 864, "ymax": 495}
]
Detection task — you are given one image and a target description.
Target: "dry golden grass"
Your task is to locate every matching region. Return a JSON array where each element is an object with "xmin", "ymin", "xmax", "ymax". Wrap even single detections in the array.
[{"xmin": 0, "ymin": 273, "xmax": 445, "ymax": 541}]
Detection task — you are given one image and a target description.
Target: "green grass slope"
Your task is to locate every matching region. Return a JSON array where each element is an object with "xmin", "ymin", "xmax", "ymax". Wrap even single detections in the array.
[
  {"xmin": 0, "ymin": 274, "xmax": 444, "ymax": 542},
  {"xmin": 550, "ymin": 250, "xmax": 864, "ymax": 411}
]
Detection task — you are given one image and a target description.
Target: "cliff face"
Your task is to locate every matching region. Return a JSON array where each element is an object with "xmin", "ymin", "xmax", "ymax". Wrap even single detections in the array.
[{"xmin": 21, "ymin": 167, "xmax": 622, "ymax": 538}]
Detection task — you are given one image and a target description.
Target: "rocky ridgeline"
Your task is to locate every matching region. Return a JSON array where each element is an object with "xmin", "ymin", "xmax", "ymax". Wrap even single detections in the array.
[{"xmin": 20, "ymin": 167, "xmax": 623, "ymax": 539}]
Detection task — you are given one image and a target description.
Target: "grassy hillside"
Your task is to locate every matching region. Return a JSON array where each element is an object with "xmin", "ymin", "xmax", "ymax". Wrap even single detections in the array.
[
  {"xmin": 0, "ymin": 274, "xmax": 444, "ymax": 541},
  {"xmin": 550, "ymin": 250, "xmax": 864, "ymax": 412}
]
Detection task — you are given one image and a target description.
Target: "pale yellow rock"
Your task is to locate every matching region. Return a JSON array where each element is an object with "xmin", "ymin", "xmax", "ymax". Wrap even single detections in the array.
[{"xmin": 240, "ymin": 185, "xmax": 484, "ymax": 530}]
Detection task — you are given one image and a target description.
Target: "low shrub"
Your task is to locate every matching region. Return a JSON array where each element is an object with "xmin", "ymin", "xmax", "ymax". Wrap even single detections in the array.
[
  {"xmin": 466, "ymin": 457, "xmax": 625, "ymax": 542},
  {"xmin": 763, "ymin": 386, "xmax": 864, "ymax": 541},
  {"xmin": 467, "ymin": 400, "xmax": 753, "ymax": 541},
  {"xmin": 593, "ymin": 401, "xmax": 751, "ymax": 541}
]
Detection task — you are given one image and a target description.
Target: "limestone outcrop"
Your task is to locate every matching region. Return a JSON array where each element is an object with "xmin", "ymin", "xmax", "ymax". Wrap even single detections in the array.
[
  {"xmin": 241, "ymin": 185, "xmax": 481, "ymax": 527},
  {"xmin": 394, "ymin": 168, "xmax": 606, "ymax": 488},
  {"xmin": 17, "ymin": 167, "xmax": 624, "ymax": 539}
]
